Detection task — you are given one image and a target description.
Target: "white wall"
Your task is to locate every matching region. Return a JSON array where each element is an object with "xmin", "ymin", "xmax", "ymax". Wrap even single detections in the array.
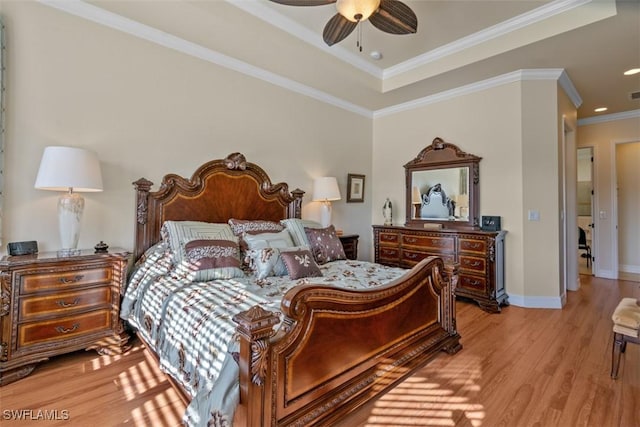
[
  {"xmin": 2, "ymin": 1, "xmax": 374, "ymax": 257},
  {"xmin": 615, "ymin": 141, "xmax": 640, "ymax": 274}
]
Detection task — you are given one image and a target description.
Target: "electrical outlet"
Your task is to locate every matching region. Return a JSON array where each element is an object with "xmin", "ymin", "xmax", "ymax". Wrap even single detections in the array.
[{"xmin": 528, "ymin": 210, "xmax": 540, "ymax": 221}]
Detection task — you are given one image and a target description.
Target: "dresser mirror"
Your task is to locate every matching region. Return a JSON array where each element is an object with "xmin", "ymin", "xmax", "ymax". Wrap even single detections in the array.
[{"xmin": 404, "ymin": 137, "xmax": 481, "ymax": 229}]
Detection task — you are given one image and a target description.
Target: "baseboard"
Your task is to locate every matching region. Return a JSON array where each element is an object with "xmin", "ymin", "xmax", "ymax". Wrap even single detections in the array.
[
  {"xmin": 620, "ymin": 264, "xmax": 640, "ymax": 274},
  {"xmin": 598, "ymin": 269, "xmax": 617, "ymax": 279},
  {"xmin": 506, "ymin": 294, "xmax": 563, "ymax": 309}
]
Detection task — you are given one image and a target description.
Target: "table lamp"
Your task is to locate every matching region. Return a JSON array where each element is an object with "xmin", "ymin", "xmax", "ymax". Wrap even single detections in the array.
[
  {"xmin": 34, "ymin": 146, "xmax": 103, "ymax": 256},
  {"xmin": 312, "ymin": 177, "xmax": 341, "ymax": 228}
]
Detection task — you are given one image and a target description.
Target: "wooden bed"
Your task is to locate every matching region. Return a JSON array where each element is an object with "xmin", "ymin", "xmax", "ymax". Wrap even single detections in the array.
[{"xmin": 131, "ymin": 152, "xmax": 462, "ymax": 426}]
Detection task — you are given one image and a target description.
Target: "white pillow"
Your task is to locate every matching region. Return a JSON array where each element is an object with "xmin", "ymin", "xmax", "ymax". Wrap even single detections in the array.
[
  {"xmin": 243, "ymin": 229, "xmax": 294, "ymax": 250},
  {"xmin": 280, "ymin": 218, "xmax": 322, "ymax": 247}
]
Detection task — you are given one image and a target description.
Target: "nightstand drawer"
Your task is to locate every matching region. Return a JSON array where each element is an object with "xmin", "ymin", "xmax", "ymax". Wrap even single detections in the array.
[
  {"xmin": 401, "ymin": 234, "xmax": 455, "ymax": 252},
  {"xmin": 19, "ymin": 287, "xmax": 112, "ymax": 322},
  {"xmin": 18, "ymin": 310, "xmax": 112, "ymax": 348},
  {"xmin": 20, "ymin": 267, "xmax": 112, "ymax": 294}
]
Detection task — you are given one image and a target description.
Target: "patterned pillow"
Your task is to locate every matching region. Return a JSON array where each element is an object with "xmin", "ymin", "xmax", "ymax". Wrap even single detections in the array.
[
  {"xmin": 244, "ymin": 229, "xmax": 294, "ymax": 250},
  {"xmin": 182, "ymin": 239, "xmax": 244, "ymax": 281},
  {"xmin": 304, "ymin": 225, "xmax": 346, "ymax": 264},
  {"xmin": 281, "ymin": 249, "xmax": 323, "ymax": 280},
  {"xmin": 228, "ymin": 219, "xmax": 284, "ymax": 237},
  {"xmin": 161, "ymin": 221, "xmax": 237, "ymax": 264},
  {"xmin": 246, "ymin": 245, "xmax": 309, "ymax": 279},
  {"xmin": 280, "ymin": 218, "xmax": 322, "ymax": 246}
]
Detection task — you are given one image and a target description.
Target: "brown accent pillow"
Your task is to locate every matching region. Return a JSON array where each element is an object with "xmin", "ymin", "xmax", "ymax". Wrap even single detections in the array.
[
  {"xmin": 304, "ymin": 225, "xmax": 346, "ymax": 264},
  {"xmin": 184, "ymin": 239, "xmax": 243, "ymax": 280},
  {"xmin": 281, "ymin": 249, "xmax": 323, "ymax": 280}
]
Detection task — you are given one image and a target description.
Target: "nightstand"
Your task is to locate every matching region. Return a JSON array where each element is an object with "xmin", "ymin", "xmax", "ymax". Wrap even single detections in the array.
[
  {"xmin": 339, "ymin": 234, "xmax": 359, "ymax": 260},
  {"xmin": 0, "ymin": 248, "xmax": 131, "ymax": 385}
]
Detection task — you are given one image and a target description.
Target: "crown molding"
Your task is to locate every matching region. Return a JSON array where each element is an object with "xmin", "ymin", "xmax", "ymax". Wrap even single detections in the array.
[
  {"xmin": 578, "ymin": 109, "xmax": 640, "ymax": 126},
  {"xmin": 38, "ymin": 0, "xmax": 372, "ymax": 118},
  {"xmin": 37, "ymin": 2, "xmax": 582, "ymax": 121},
  {"xmin": 374, "ymin": 69, "xmax": 578, "ymax": 118}
]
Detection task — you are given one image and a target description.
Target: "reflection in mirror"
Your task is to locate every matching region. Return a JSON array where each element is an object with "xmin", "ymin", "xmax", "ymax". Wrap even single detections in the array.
[
  {"xmin": 411, "ymin": 167, "xmax": 469, "ymax": 221},
  {"xmin": 404, "ymin": 137, "xmax": 481, "ymax": 230}
]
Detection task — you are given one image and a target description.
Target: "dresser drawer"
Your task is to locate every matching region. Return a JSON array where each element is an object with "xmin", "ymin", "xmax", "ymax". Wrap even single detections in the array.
[
  {"xmin": 401, "ymin": 234, "xmax": 455, "ymax": 252},
  {"xmin": 378, "ymin": 232, "xmax": 400, "ymax": 245},
  {"xmin": 459, "ymin": 255, "xmax": 487, "ymax": 274},
  {"xmin": 19, "ymin": 287, "xmax": 112, "ymax": 322},
  {"xmin": 18, "ymin": 310, "xmax": 112, "ymax": 348},
  {"xmin": 458, "ymin": 274, "xmax": 487, "ymax": 293},
  {"xmin": 458, "ymin": 238, "xmax": 487, "ymax": 255},
  {"xmin": 402, "ymin": 250, "xmax": 455, "ymax": 266},
  {"xmin": 378, "ymin": 247, "xmax": 400, "ymax": 261},
  {"xmin": 20, "ymin": 267, "xmax": 112, "ymax": 294}
]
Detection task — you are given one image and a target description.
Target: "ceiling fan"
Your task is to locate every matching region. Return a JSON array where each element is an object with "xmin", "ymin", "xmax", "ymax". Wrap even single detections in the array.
[{"xmin": 268, "ymin": 0, "xmax": 418, "ymax": 48}]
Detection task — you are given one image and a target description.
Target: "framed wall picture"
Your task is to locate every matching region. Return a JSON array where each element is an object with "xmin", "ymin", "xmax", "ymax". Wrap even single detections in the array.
[{"xmin": 347, "ymin": 174, "xmax": 365, "ymax": 203}]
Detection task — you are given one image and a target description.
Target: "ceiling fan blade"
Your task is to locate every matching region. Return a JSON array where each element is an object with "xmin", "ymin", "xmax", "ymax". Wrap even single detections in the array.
[
  {"xmin": 323, "ymin": 13, "xmax": 357, "ymax": 46},
  {"xmin": 369, "ymin": 0, "xmax": 418, "ymax": 34},
  {"xmin": 268, "ymin": 0, "xmax": 336, "ymax": 6}
]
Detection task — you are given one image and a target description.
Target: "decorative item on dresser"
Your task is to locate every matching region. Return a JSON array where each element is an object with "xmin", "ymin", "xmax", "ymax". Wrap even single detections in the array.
[
  {"xmin": 373, "ymin": 226, "xmax": 507, "ymax": 313},
  {"xmin": 338, "ymin": 234, "xmax": 359, "ymax": 260},
  {"xmin": 0, "ymin": 248, "xmax": 130, "ymax": 385}
]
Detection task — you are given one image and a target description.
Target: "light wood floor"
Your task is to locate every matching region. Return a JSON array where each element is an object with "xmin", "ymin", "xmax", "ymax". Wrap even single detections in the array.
[{"xmin": 1, "ymin": 275, "xmax": 638, "ymax": 427}]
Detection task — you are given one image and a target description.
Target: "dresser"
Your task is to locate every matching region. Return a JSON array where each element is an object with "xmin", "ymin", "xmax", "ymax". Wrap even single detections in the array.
[
  {"xmin": 373, "ymin": 225, "xmax": 507, "ymax": 313},
  {"xmin": 0, "ymin": 249, "xmax": 131, "ymax": 385}
]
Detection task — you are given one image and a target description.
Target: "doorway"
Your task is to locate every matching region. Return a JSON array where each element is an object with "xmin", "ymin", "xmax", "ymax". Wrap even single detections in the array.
[{"xmin": 577, "ymin": 147, "xmax": 594, "ymax": 275}]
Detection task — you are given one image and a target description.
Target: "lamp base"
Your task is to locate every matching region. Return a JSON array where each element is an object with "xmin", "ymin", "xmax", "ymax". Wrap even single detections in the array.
[
  {"xmin": 58, "ymin": 192, "xmax": 85, "ymax": 252},
  {"xmin": 319, "ymin": 201, "xmax": 332, "ymax": 228}
]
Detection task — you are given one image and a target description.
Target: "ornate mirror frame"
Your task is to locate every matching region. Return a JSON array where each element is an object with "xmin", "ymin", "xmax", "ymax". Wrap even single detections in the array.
[{"xmin": 404, "ymin": 137, "xmax": 481, "ymax": 230}]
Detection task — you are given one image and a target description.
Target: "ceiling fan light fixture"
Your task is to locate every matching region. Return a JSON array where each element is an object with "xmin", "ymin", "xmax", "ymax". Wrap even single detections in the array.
[{"xmin": 336, "ymin": 0, "xmax": 381, "ymax": 22}]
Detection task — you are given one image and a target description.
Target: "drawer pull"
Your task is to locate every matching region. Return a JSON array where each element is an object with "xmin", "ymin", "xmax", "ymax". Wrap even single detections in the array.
[
  {"xmin": 56, "ymin": 298, "xmax": 80, "ymax": 308},
  {"xmin": 406, "ymin": 253, "xmax": 418, "ymax": 259},
  {"xmin": 431, "ymin": 240, "xmax": 446, "ymax": 246},
  {"xmin": 58, "ymin": 275, "xmax": 84, "ymax": 284},
  {"xmin": 405, "ymin": 237, "xmax": 417, "ymax": 243},
  {"xmin": 468, "ymin": 243, "xmax": 482, "ymax": 249},
  {"xmin": 464, "ymin": 260, "xmax": 482, "ymax": 267},
  {"xmin": 468, "ymin": 280, "xmax": 482, "ymax": 286},
  {"xmin": 55, "ymin": 323, "xmax": 80, "ymax": 334}
]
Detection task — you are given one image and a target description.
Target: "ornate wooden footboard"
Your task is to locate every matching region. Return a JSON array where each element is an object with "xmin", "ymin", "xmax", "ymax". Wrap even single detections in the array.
[{"xmin": 234, "ymin": 257, "xmax": 461, "ymax": 426}]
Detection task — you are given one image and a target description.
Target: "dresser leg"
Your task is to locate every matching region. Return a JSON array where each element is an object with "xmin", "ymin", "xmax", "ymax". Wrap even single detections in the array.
[{"xmin": 478, "ymin": 300, "xmax": 501, "ymax": 313}]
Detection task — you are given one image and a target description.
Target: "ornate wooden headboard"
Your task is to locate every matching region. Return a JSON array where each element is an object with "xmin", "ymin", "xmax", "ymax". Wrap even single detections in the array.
[{"xmin": 132, "ymin": 152, "xmax": 304, "ymax": 260}]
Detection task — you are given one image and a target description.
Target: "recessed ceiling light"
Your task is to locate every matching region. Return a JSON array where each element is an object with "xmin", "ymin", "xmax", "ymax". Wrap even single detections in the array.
[
  {"xmin": 594, "ymin": 107, "xmax": 608, "ymax": 112},
  {"xmin": 369, "ymin": 51, "xmax": 383, "ymax": 60},
  {"xmin": 624, "ymin": 68, "xmax": 640, "ymax": 75}
]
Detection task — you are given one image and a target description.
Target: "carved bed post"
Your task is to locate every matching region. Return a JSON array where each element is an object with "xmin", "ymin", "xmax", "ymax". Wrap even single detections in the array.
[
  {"xmin": 132, "ymin": 178, "xmax": 153, "ymax": 261},
  {"xmin": 289, "ymin": 188, "xmax": 305, "ymax": 219},
  {"xmin": 233, "ymin": 306, "xmax": 280, "ymax": 426},
  {"xmin": 442, "ymin": 263, "xmax": 462, "ymax": 354}
]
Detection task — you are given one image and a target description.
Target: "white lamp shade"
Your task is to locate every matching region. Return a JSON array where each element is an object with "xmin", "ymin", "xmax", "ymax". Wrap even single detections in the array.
[
  {"xmin": 312, "ymin": 177, "xmax": 341, "ymax": 202},
  {"xmin": 35, "ymin": 146, "xmax": 103, "ymax": 192}
]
